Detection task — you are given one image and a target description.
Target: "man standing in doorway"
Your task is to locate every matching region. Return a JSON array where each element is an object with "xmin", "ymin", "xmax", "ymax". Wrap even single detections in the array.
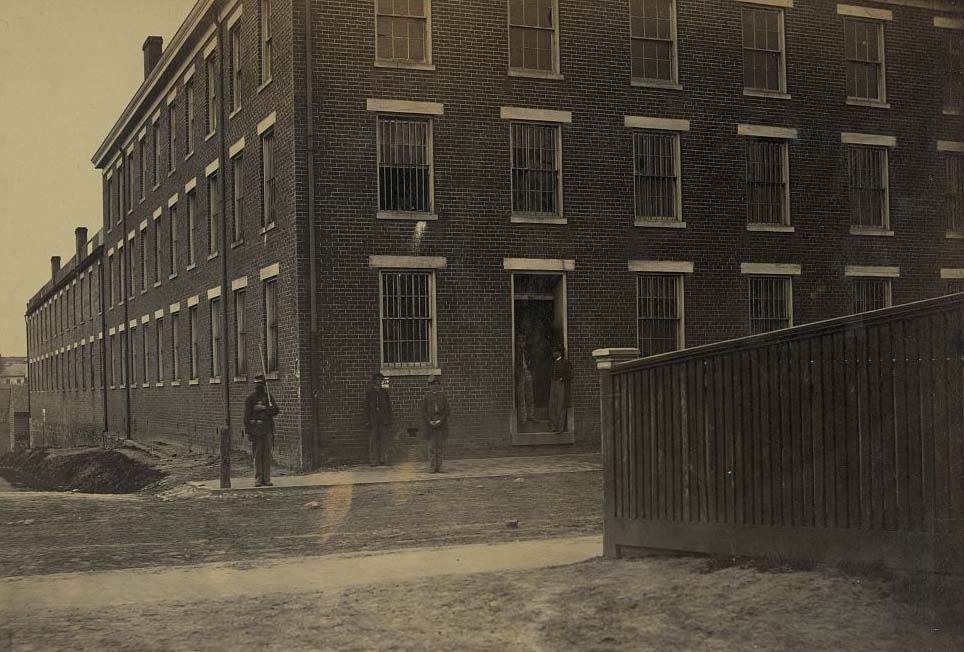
[
  {"xmin": 515, "ymin": 336, "xmax": 535, "ymax": 427},
  {"xmin": 548, "ymin": 348, "xmax": 573, "ymax": 433},
  {"xmin": 365, "ymin": 372, "xmax": 393, "ymax": 466},
  {"xmin": 421, "ymin": 376, "xmax": 450, "ymax": 473},
  {"xmin": 244, "ymin": 374, "xmax": 280, "ymax": 487}
]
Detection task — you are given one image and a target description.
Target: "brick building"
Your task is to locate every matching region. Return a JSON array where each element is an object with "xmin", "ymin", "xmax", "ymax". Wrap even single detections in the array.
[{"xmin": 24, "ymin": 0, "xmax": 964, "ymax": 469}]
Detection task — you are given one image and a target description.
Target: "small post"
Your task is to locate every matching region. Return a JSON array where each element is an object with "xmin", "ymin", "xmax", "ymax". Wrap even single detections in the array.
[
  {"xmin": 219, "ymin": 426, "xmax": 232, "ymax": 489},
  {"xmin": 592, "ymin": 347, "xmax": 640, "ymax": 559}
]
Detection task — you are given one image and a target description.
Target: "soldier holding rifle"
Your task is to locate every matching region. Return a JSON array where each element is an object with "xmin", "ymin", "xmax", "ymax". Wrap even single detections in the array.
[{"xmin": 244, "ymin": 345, "xmax": 281, "ymax": 487}]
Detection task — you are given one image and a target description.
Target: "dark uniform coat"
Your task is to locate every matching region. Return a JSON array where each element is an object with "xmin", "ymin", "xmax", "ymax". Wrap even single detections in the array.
[
  {"xmin": 365, "ymin": 386, "xmax": 393, "ymax": 428},
  {"xmin": 550, "ymin": 356, "xmax": 574, "ymax": 408},
  {"xmin": 244, "ymin": 390, "xmax": 280, "ymax": 439},
  {"xmin": 421, "ymin": 389, "xmax": 450, "ymax": 440}
]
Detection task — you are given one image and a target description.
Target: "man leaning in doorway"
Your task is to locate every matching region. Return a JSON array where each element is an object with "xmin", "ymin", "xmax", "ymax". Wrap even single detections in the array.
[
  {"xmin": 365, "ymin": 372, "xmax": 393, "ymax": 466},
  {"xmin": 421, "ymin": 376, "xmax": 450, "ymax": 473},
  {"xmin": 549, "ymin": 347, "xmax": 573, "ymax": 433},
  {"xmin": 244, "ymin": 374, "xmax": 280, "ymax": 487}
]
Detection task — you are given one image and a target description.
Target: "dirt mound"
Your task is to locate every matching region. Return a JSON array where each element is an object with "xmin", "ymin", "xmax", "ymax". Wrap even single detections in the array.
[{"xmin": 0, "ymin": 448, "xmax": 166, "ymax": 494}]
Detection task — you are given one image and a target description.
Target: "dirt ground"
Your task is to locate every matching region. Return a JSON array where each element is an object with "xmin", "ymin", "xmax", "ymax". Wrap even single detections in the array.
[{"xmin": 4, "ymin": 554, "xmax": 962, "ymax": 652}]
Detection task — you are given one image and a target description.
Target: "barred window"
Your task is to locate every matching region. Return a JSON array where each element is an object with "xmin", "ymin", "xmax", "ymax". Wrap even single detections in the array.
[
  {"xmin": 129, "ymin": 238, "xmax": 137, "ymax": 297},
  {"xmin": 208, "ymin": 173, "xmax": 220, "ymax": 257},
  {"xmin": 189, "ymin": 306, "xmax": 198, "ymax": 381},
  {"xmin": 264, "ymin": 278, "xmax": 279, "ymax": 373},
  {"xmin": 848, "ymin": 146, "xmax": 888, "ymax": 228},
  {"xmin": 172, "ymin": 313, "xmax": 181, "ymax": 380},
  {"xmin": 131, "ymin": 327, "xmax": 139, "ymax": 387},
  {"xmin": 232, "ymin": 155, "xmax": 244, "ymax": 242},
  {"xmin": 107, "ymin": 176, "xmax": 115, "ymax": 225},
  {"xmin": 80, "ymin": 345, "xmax": 86, "ymax": 389},
  {"xmin": 380, "ymin": 270, "xmax": 435, "ymax": 367},
  {"xmin": 188, "ymin": 191, "xmax": 197, "ymax": 265},
  {"xmin": 186, "ymin": 81, "xmax": 195, "ymax": 156},
  {"xmin": 154, "ymin": 216, "xmax": 162, "ymax": 284},
  {"xmin": 168, "ymin": 102, "xmax": 177, "ymax": 172},
  {"xmin": 210, "ymin": 298, "xmax": 222, "ymax": 379},
  {"xmin": 378, "ymin": 116, "xmax": 432, "ymax": 213},
  {"xmin": 127, "ymin": 152, "xmax": 135, "ymax": 212},
  {"xmin": 118, "ymin": 163, "xmax": 125, "ymax": 217},
  {"xmin": 235, "ymin": 289, "xmax": 247, "ymax": 378},
  {"xmin": 630, "ymin": 0, "xmax": 675, "ymax": 82},
  {"xmin": 742, "ymin": 6, "xmax": 784, "ymax": 92},
  {"xmin": 509, "ymin": 0, "xmax": 557, "ymax": 73},
  {"xmin": 946, "ymin": 155, "xmax": 964, "ymax": 232},
  {"xmin": 170, "ymin": 205, "xmax": 179, "ymax": 272},
  {"xmin": 142, "ymin": 323, "xmax": 150, "ymax": 385},
  {"xmin": 844, "ymin": 18, "xmax": 884, "ymax": 101},
  {"xmin": 376, "ymin": 0, "xmax": 428, "ymax": 63},
  {"xmin": 637, "ymin": 274, "xmax": 683, "ymax": 357},
  {"xmin": 746, "ymin": 139, "xmax": 788, "ymax": 225},
  {"xmin": 153, "ymin": 123, "xmax": 161, "ymax": 187},
  {"xmin": 231, "ymin": 24, "xmax": 242, "ymax": 112},
  {"xmin": 90, "ymin": 341, "xmax": 97, "ymax": 388},
  {"xmin": 261, "ymin": 129, "xmax": 276, "ymax": 227},
  {"xmin": 139, "ymin": 139, "xmax": 146, "ymax": 200},
  {"xmin": 511, "ymin": 123, "xmax": 560, "ymax": 216},
  {"xmin": 140, "ymin": 228, "xmax": 147, "ymax": 292},
  {"xmin": 852, "ymin": 277, "xmax": 891, "ymax": 313},
  {"xmin": 121, "ymin": 330, "xmax": 129, "ymax": 387},
  {"xmin": 156, "ymin": 317, "xmax": 164, "ymax": 382},
  {"xmin": 206, "ymin": 54, "xmax": 218, "ymax": 136},
  {"xmin": 107, "ymin": 254, "xmax": 114, "ymax": 306},
  {"xmin": 749, "ymin": 276, "xmax": 792, "ymax": 334},
  {"xmin": 945, "ymin": 33, "xmax": 964, "ymax": 113},
  {"xmin": 634, "ymin": 131, "xmax": 679, "ymax": 220},
  {"xmin": 261, "ymin": 0, "xmax": 273, "ymax": 83}
]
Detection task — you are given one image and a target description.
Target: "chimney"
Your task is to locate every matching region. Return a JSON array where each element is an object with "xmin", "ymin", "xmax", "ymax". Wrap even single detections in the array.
[
  {"xmin": 51, "ymin": 256, "xmax": 61, "ymax": 280},
  {"xmin": 74, "ymin": 227, "xmax": 88, "ymax": 262},
  {"xmin": 143, "ymin": 36, "xmax": 163, "ymax": 79}
]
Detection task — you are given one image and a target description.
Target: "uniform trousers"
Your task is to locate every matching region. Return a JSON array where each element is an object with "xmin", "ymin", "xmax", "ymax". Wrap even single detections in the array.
[{"xmin": 252, "ymin": 432, "xmax": 273, "ymax": 485}]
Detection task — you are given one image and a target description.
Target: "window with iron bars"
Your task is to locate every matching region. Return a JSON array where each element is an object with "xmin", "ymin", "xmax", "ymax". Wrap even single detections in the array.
[
  {"xmin": 946, "ymin": 278, "xmax": 964, "ymax": 295},
  {"xmin": 186, "ymin": 81, "xmax": 195, "ymax": 157},
  {"xmin": 142, "ymin": 323, "xmax": 150, "ymax": 385},
  {"xmin": 261, "ymin": 0, "xmax": 273, "ymax": 83},
  {"xmin": 131, "ymin": 327, "xmax": 139, "ymax": 387},
  {"xmin": 155, "ymin": 317, "xmax": 164, "ymax": 382},
  {"xmin": 231, "ymin": 24, "xmax": 242, "ymax": 112},
  {"xmin": 945, "ymin": 33, "xmax": 964, "ymax": 113},
  {"xmin": 746, "ymin": 139, "xmax": 788, "ymax": 225},
  {"xmin": 634, "ymin": 131, "xmax": 679, "ymax": 221},
  {"xmin": 749, "ymin": 276, "xmax": 792, "ymax": 335},
  {"xmin": 946, "ymin": 155, "xmax": 964, "ymax": 232},
  {"xmin": 509, "ymin": 0, "xmax": 557, "ymax": 73},
  {"xmin": 376, "ymin": 0, "xmax": 429, "ymax": 63},
  {"xmin": 234, "ymin": 289, "xmax": 247, "ymax": 378},
  {"xmin": 264, "ymin": 278, "xmax": 279, "ymax": 373},
  {"xmin": 380, "ymin": 270, "xmax": 435, "ymax": 368},
  {"xmin": 848, "ymin": 146, "xmax": 888, "ymax": 228},
  {"xmin": 511, "ymin": 122, "xmax": 560, "ymax": 216},
  {"xmin": 261, "ymin": 129, "xmax": 276, "ymax": 228},
  {"xmin": 377, "ymin": 116, "xmax": 432, "ymax": 214},
  {"xmin": 844, "ymin": 18, "xmax": 885, "ymax": 101},
  {"xmin": 172, "ymin": 313, "xmax": 181, "ymax": 380},
  {"xmin": 206, "ymin": 54, "xmax": 218, "ymax": 136},
  {"xmin": 170, "ymin": 204, "xmax": 180, "ymax": 271},
  {"xmin": 233, "ymin": 155, "xmax": 244, "ymax": 242},
  {"xmin": 168, "ymin": 102, "xmax": 177, "ymax": 172},
  {"xmin": 208, "ymin": 173, "xmax": 220, "ymax": 257},
  {"xmin": 630, "ymin": 0, "xmax": 674, "ymax": 82},
  {"xmin": 852, "ymin": 277, "xmax": 891, "ymax": 313},
  {"xmin": 189, "ymin": 305, "xmax": 199, "ymax": 380},
  {"xmin": 637, "ymin": 274, "xmax": 682, "ymax": 357},
  {"xmin": 210, "ymin": 298, "xmax": 222, "ymax": 379},
  {"xmin": 742, "ymin": 6, "xmax": 784, "ymax": 92}
]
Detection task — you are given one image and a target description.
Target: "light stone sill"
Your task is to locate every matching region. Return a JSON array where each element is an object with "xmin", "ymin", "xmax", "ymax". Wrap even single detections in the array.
[
  {"xmin": 946, "ymin": 231, "xmax": 964, "ymax": 239},
  {"xmin": 743, "ymin": 89, "xmax": 791, "ymax": 100},
  {"xmin": 635, "ymin": 219, "xmax": 686, "ymax": 229},
  {"xmin": 508, "ymin": 68, "xmax": 563, "ymax": 80},
  {"xmin": 189, "ymin": 379, "xmax": 199, "ymax": 386},
  {"xmin": 210, "ymin": 377, "xmax": 222, "ymax": 385},
  {"xmin": 747, "ymin": 223, "xmax": 795, "ymax": 232},
  {"xmin": 511, "ymin": 215, "xmax": 566, "ymax": 225},
  {"xmin": 230, "ymin": 106, "xmax": 243, "ymax": 121},
  {"xmin": 257, "ymin": 78, "xmax": 273, "ymax": 95},
  {"xmin": 381, "ymin": 367, "xmax": 442, "ymax": 377},
  {"xmin": 377, "ymin": 211, "xmax": 438, "ymax": 221},
  {"xmin": 850, "ymin": 225, "xmax": 894, "ymax": 237},
  {"xmin": 846, "ymin": 97, "xmax": 891, "ymax": 109},
  {"xmin": 631, "ymin": 78, "xmax": 683, "ymax": 91},
  {"xmin": 375, "ymin": 60, "xmax": 436, "ymax": 72}
]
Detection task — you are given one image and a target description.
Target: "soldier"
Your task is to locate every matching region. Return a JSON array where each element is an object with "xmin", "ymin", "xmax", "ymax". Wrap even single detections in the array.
[
  {"xmin": 244, "ymin": 374, "xmax": 280, "ymax": 487},
  {"xmin": 548, "ymin": 348, "xmax": 573, "ymax": 433},
  {"xmin": 515, "ymin": 336, "xmax": 535, "ymax": 427},
  {"xmin": 365, "ymin": 372, "xmax": 393, "ymax": 466},
  {"xmin": 421, "ymin": 376, "xmax": 450, "ymax": 473}
]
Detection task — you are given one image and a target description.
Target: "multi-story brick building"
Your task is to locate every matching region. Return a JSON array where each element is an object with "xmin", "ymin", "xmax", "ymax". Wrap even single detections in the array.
[{"xmin": 24, "ymin": 0, "xmax": 964, "ymax": 469}]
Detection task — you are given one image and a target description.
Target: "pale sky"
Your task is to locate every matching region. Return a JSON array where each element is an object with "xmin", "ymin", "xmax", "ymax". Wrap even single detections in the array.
[{"xmin": 0, "ymin": 0, "xmax": 196, "ymax": 357}]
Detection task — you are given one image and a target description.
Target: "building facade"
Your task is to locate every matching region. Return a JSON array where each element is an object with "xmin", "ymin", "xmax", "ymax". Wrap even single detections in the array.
[{"xmin": 25, "ymin": 0, "xmax": 964, "ymax": 469}]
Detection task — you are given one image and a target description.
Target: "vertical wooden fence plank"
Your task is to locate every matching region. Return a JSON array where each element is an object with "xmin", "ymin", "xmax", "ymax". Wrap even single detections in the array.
[
  {"xmin": 788, "ymin": 340, "xmax": 803, "ymax": 527},
  {"xmin": 919, "ymin": 317, "xmax": 936, "ymax": 533},
  {"xmin": 740, "ymin": 349, "xmax": 752, "ymax": 525},
  {"xmin": 878, "ymin": 322, "xmax": 897, "ymax": 531},
  {"xmin": 810, "ymin": 335, "xmax": 824, "ymax": 529},
  {"xmin": 868, "ymin": 325, "xmax": 884, "ymax": 531},
  {"xmin": 932, "ymin": 313, "xmax": 950, "ymax": 526},
  {"xmin": 820, "ymin": 334, "xmax": 835, "ymax": 529},
  {"xmin": 892, "ymin": 319, "xmax": 910, "ymax": 532},
  {"xmin": 946, "ymin": 308, "xmax": 964, "ymax": 524},
  {"xmin": 839, "ymin": 330, "xmax": 854, "ymax": 529}
]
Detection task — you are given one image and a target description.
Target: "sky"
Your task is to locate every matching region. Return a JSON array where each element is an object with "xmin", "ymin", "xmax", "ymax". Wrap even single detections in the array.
[{"xmin": 0, "ymin": 0, "xmax": 197, "ymax": 357}]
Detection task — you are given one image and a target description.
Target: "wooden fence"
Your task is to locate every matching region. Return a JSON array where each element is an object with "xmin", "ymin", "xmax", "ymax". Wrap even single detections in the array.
[{"xmin": 594, "ymin": 294, "xmax": 964, "ymax": 573}]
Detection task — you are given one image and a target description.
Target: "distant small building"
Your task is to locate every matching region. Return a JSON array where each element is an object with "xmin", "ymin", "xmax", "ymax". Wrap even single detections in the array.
[{"xmin": 0, "ymin": 357, "xmax": 27, "ymax": 386}]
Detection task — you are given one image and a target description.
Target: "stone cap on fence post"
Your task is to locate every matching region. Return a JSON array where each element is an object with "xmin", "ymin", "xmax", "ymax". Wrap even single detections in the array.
[{"xmin": 592, "ymin": 348, "xmax": 641, "ymax": 370}]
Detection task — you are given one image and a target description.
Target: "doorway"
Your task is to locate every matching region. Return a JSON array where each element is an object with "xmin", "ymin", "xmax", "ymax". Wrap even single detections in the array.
[{"xmin": 511, "ymin": 273, "xmax": 571, "ymax": 442}]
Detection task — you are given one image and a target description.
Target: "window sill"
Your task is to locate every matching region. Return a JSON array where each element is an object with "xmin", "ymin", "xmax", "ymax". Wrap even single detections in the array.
[
  {"xmin": 508, "ymin": 69, "xmax": 563, "ymax": 80},
  {"xmin": 155, "ymin": 382, "xmax": 164, "ymax": 388},
  {"xmin": 377, "ymin": 210, "xmax": 438, "ymax": 221},
  {"xmin": 375, "ymin": 60, "xmax": 436, "ymax": 72},
  {"xmin": 747, "ymin": 223, "xmax": 794, "ymax": 233},
  {"xmin": 943, "ymin": 108, "xmax": 964, "ymax": 116},
  {"xmin": 153, "ymin": 184, "xmax": 161, "ymax": 192},
  {"xmin": 169, "ymin": 272, "xmax": 178, "ymax": 280},
  {"xmin": 142, "ymin": 383, "xmax": 149, "ymax": 389},
  {"xmin": 186, "ymin": 263, "xmax": 197, "ymax": 272},
  {"xmin": 141, "ymin": 289, "xmax": 148, "ymax": 295},
  {"xmin": 257, "ymin": 78, "xmax": 273, "ymax": 95},
  {"xmin": 850, "ymin": 225, "xmax": 893, "ymax": 237},
  {"xmin": 171, "ymin": 380, "xmax": 181, "ymax": 387},
  {"xmin": 185, "ymin": 151, "xmax": 194, "ymax": 162},
  {"xmin": 511, "ymin": 215, "xmax": 566, "ymax": 225},
  {"xmin": 846, "ymin": 97, "xmax": 890, "ymax": 109},
  {"xmin": 140, "ymin": 197, "xmax": 146, "ymax": 205},
  {"xmin": 381, "ymin": 367, "xmax": 441, "ymax": 377},
  {"xmin": 743, "ymin": 89, "xmax": 791, "ymax": 100},
  {"xmin": 631, "ymin": 78, "xmax": 683, "ymax": 91},
  {"xmin": 233, "ymin": 376, "xmax": 248, "ymax": 383},
  {"xmin": 230, "ymin": 106, "xmax": 243, "ymax": 121},
  {"xmin": 946, "ymin": 230, "xmax": 964, "ymax": 239},
  {"xmin": 260, "ymin": 223, "xmax": 276, "ymax": 236},
  {"xmin": 231, "ymin": 239, "xmax": 245, "ymax": 249},
  {"xmin": 265, "ymin": 372, "xmax": 280, "ymax": 381},
  {"xmin": 168, "ymin": 168, "xmax": 177, "ymax": 177},
  {"xmin": 205, "ymin": 132, "xmax": 216, "ymax": 143},
  {"xmin": 189, "ymin": 379, "xmax": 199, "ymax": 386},
  {"xmin": 210, "ymin": 377, "xmax": 221, "ymax": 385},
  {"xmin": 207, "ymin": 252, "xmax": 219, "ymax": 261},
  {"xmin": 110, "ymin": 385, "xmax": 116, "ymax": 390},
  {"xmin": 635, "ymin": 218, "xmax": 686, "ymax": 228},
  {"xmin": 154, "ymin": 281, "xmax": 162, "ymax": 288}
]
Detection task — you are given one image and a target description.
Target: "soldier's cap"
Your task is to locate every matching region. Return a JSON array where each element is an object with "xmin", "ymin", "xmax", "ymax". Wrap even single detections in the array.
[{"xmin": 254, "ymin": 374, "xmax": 266, "ymax": 384}]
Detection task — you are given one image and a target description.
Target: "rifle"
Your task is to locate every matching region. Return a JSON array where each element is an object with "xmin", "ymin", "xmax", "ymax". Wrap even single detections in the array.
[{"xmin": 258, "ymin": 342, "xmax": 274, "ymax": 408}]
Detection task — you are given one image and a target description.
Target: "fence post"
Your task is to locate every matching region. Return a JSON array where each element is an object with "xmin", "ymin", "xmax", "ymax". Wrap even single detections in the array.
[
  {"xmin": 219, "ymin": 426, "xmax": 232, "ymax": 489},
  {"xmin": 593, "ymin": 347, "xmax": 640, "ymax": 559}
]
